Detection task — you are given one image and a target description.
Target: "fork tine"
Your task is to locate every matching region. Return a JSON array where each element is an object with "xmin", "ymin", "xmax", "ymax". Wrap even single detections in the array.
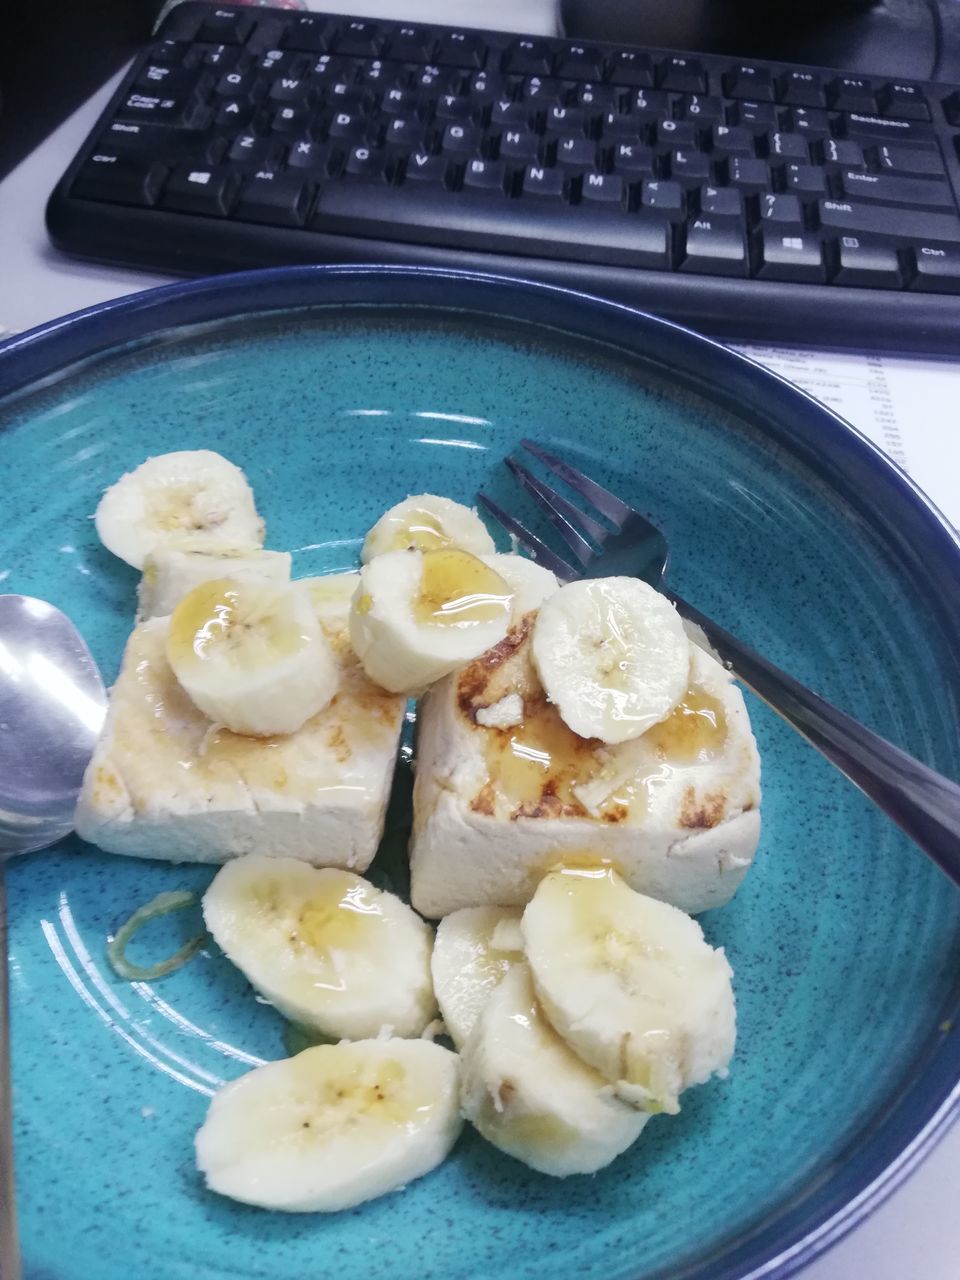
[
  {"xmin": 520, "ymin": 440, "xmax": 634, "ymax": 529},
  {"xmin": 477, "ymin": 493, "xmax": 577, "ymax": 582},
  {"xmin": 505, "ymin": 459, "xmax": 596, "ymax": 568}
]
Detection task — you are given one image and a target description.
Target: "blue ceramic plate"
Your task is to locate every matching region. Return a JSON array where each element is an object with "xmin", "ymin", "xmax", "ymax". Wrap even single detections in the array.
[{"xmin": 0, "ymin": 267, "xmax": 958, "ymax": 1280}]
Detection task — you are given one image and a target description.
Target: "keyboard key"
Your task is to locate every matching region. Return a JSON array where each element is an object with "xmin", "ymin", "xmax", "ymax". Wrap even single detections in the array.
[
  {"xmin": 235, "ymin": 171, "xmax": 311, "ymax": 224},
  {"xmin": 282, "ymin": 16, "xmax": 331, "ymax": 53},
  {"xmin": 875, "ymin": 143, "xmax": 945, "ymax": 176},
  {"xmin": 787, "ymin": 107, "xmax": 830, "ymax": 138},
  {"xmin": 504, "ymin": 40, "xmax": 554, "ymax": 75},
  {"xmin": 576, "ymin": 83, "xmax": 620, "ymax": 111},
  {"xmin": 829, "ymin": 77, "xmax": 877, "ymax": 113},
  {"xmin": 286, "ymin": 137, "xmax": 330, "ymax": 170},
  {"xmin": 335, "ymin": 20, "xmax": 385, "ymax": 57},
  {"xmin": 114, "ymin": 93, "xmax": 193, "ymax": 126},
  {"xmin": 785, "ymin": 163, "xmax": 827, "ymax": 195},
  {"xmin": 757, "ymin": 229, "xmax": 825, "ymax": 281},
  {"xmin": 545, "ymin": 106, "xmax": 587, "ymax": 135},
  {"xmin": 657, "ymin": 56, "xmax": 706, "ymax": 93},
  {"xmin": 711, "ymin": 125, "xmax": 754, "ymax": 155},
  {"xmin": 821, "ymin": 138, "xmax": 865, "ymax": 167},
  {"xmin": 610, "ymin": 142, "xmax": 655, "ymax": 175},
  {"xmin": 404, "ymin": 151, "xmax": 448, "ymax": 183},
  {"xmin": 682, "ymin": 218, "xmax": 748, "ymax": 274},
  {"xmin": 641, "ymin": 179, "xmax": 685, "ymax": 216},
  {"xmin": 656, "ymin": 120, "xmax": 696, "ymax": 148},
  {"xmin": 462, "ymin": 157, "xmax": 506, "ymax": 190},
  {"xmin": 734, "ymin": 100, "xmax": 778, "ymax": 129},
  {"xmin": 441, "ymin": 123, "xmax": 482, "ymax": 154},
  {"xmin": 383, "ymin": 115, "xmax": 424, "ymax": 148},
  {"xmin": 136, "ymin": 64, "xmax": 201, "ymax": 95},
  {"xmin": 682, "ymin": 95, "xmax": 724, "ymax": 123},
  {"xmin": 839, "ymin": 170, "xmax": 954, "ymax": 209},
  {"xmin": 435, "ymin": 94, "xmax": 481, "ymax": 123},
  {"xmin": 151, "ymin": 39, "xmax": 185, "ymax": 66},
  {"xmin": 580, "ymin": 172, "xmax": 624, "ymax": 203},
  {"xmin": 329, "ymin": 109, "xmax": 372, "ymax": 142},
  {"xmin": 161, "ymin": 164, "xmax": 240, "ymax": 215},
  {"xmin": 436, "ymin": 31, "xmax": 485, "ymax": 68},
  {"xmin": 880, "ymin": 83, "xmax": 930, "ymax": 121},
  {"xmin": 670, "ymin": 149, "xmax": 711, "ymax": 184},
  {"xmin": 759, "ymin": 193, "xmax": 803, "ymax": 227},
  {"xmin": 196, "ymin": 8, "xmax": 254, "ymax": 45},
  {"xmin": 498, "ymin": 129, "xmax": 540, "ymax": 162},
  {"xmin": 98, "ymin": 120, "xmax": 207, "ymax": 162},
  {"xmin": 523, "ymin": 77, "xmax": 565, "ymax": 108},
  {"xmin": 72, "ymin": 154, "xmax": 167, "ymax": 206},
  {"xmin": 344, "ymin": 145, "xmax": 387, "ymax": 179},
  {"xmin": 602, "ymin": 110, "xmax": 650, "ymax": 140},
  {"xmin": 911, "ymin": 243, "xmax": 960, "ymax": 290},
  {"xmin": 818, "ymin": 198, "xmax": 960, "ymax": 243},
  {"xmin": 382, "ymin": 86, "xmax": 421, "ymax": 115},
  {"xmin": 725, "ymin": 156, "xmax": 771, "ymax": 191},
  {"xmin": 312, "ymin": 183, "xmax": 672, "ymax": 267},
  {"xmin": 779, "ymin": 70, "xmax": 826, "ymax": 107},
  {"xmin": 268, "ymin": 76, "xmax": 312, "ymax": 104},
  {"xmin": 522, "ymin": 164, "xmax": 565, "ymax": 198},
  {"xmin": 556, "ymin": 44, "xmax": 604, "ymax": 79},
  {"xmin": 844, "ymin": 112, "xmax": 935, "ymax": 143},
  {"xmin": 767, "ymin": 132, "xmax": 809, "ymax": 162},
  {"xmin": 631, "ymin": 89, "xmax": 670, "ymax": 117},
  {"xmin": 607, "ymin": 50, "xmax": 654, "ymax": 88},
  {"xmin": 880, "ymin": 142, "xmax": 947, "ymax": 175},
  {"xmin": 554, "ymin": 137, "xmax": 598, "ymax": 170},
  {"xmin": 723, "ymin": 65, "xmax": 774, "ymax": 101},
  {"xmin": 227, "ymin": 133, "xmax": 282, "ymax": 165},
  {"xmin": 388, "ymin": 26, "xmax": 435, "ymax": 61},
  {"xmin": 491, "ymin": 99, "xmax": 533, "ymax": 128},
  {"xmin": 700, "ymin": 185, "xmax": 743, "ymax": 218},
  {"xmin": 214, "ymin": 99, "xmax": 253, "ymax": 128},
  {"xmin": 834, "ymin": 237, "xmax": 903, "ymax": 287}
]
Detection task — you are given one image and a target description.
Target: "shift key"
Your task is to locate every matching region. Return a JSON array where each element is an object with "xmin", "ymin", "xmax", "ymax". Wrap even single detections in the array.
[
  {"xmin": 838, "ymin": 170, "xmax": 954, "ymax": 208},
  {"xmin": 818, "ymin": 198, "xmax": 960, "ymax": 243}
]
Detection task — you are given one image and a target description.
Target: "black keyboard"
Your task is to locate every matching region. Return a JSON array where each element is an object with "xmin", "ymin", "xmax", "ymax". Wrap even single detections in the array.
[{"xmin": 46, "ymin": 2, "xmax": 960, "ymax": 351}]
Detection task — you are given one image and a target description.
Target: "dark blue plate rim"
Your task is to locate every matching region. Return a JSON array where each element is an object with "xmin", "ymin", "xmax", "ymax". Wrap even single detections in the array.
[{"xmin": 1, "ymin": 263, "xmax": 958, "ymax": 1280}]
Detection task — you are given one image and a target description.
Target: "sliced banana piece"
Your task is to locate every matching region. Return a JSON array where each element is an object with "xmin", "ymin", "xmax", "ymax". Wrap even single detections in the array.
[
  {"xmin": 461, "ymin": 963, "xmax": 648, "ymax": 1177},
  {"xmin": 431, "ymin": 906, "xmax": 524, "ymax": 1049},
  {"xmin": 349, "ymin": 548, "xmax": 513, "ymax": 694},
  {"xmin": 137, "ymin": 547, "xmax": 292, "ymax": 621},
  {"xmin": 480, "ymin": 554, "xmax": 559, "ymax": 621},
  {"xmin": 362, "ymin": 494, "xmax": 495, "ymax": 562},
  {"xmin": 165, "ymin": 578, "xmax": 337, "ymax": 736},
  {"xmin": 522, "ymin": 867, "xmax": 736, "ymax": 1115},
  {"xmin": 203, "ymin": 856, "xmax": 436, "ymax": 1039},
  {"xmin": 196, "ymin": 1038, "xmax": 461, "ymax": 1212},
  {"xmin": 95, "ymin": 450, "xmax": 265, "ymax": 570},
  {"xmin": 532, "ymin": 577, "xmax": 690, "ymax": 745}
]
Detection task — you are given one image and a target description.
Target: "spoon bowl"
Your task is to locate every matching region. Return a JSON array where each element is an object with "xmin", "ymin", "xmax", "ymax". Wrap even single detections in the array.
[
  {"xmin": 0, "ymin": 595, "xmax": 106, "ymax": 859},
  {"xmin": 0, "ymin": 593, "xmax": 106, "ymax": 1280}
]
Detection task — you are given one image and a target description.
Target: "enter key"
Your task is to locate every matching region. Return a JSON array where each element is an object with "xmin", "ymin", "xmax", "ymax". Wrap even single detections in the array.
[{"xmin": 839, "ymin": 169, "xmax": 955, "ymax": 208}]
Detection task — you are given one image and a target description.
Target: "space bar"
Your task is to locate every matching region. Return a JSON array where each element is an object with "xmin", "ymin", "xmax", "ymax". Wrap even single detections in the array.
[{"xmin": 311, "ymin": 184, "xmax": 671, "ymax": 267}]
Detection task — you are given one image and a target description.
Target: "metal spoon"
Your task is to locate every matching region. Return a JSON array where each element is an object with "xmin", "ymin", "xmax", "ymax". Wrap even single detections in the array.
[{"xmin": 0, "ymin": 595, "xmax": 106, "ymax": 1280}]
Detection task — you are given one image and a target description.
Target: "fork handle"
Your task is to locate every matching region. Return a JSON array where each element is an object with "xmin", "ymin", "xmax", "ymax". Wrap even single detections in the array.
[{"xmin": 670, "ymin": 592, "xmax": 960, "ymax": 886}]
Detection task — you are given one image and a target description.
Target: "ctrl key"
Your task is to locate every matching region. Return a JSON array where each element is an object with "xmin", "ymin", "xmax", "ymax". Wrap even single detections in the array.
[
  {"xmin": 912, "ymin": 244, "xmax": 960, "ymax": 293},
  {"xmin": 71, "ymin": 153, "xmax": 167, "ymax": 206}
]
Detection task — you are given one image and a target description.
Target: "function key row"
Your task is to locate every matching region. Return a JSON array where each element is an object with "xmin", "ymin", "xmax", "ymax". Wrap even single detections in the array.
[{"xmin": 157, "ymin": 12, "xmax": 939, "ymax": 117}]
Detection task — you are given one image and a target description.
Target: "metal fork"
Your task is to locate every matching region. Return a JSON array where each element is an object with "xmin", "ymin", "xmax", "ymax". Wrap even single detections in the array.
[{"xmin": 478, "ymin": 440, "xmax": 960, "ymax": 887}]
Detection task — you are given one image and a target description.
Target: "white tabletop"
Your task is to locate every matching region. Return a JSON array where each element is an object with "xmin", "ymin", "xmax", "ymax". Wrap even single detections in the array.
[{"xmin": 1, "ymin": 54, "xmax": 958, "ymax": 1280}]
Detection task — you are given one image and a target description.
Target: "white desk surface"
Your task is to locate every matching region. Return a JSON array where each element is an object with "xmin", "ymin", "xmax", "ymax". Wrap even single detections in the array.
[{"xmin": 1, "ymin": 60, "xmax": 959, "ymax": 1280}]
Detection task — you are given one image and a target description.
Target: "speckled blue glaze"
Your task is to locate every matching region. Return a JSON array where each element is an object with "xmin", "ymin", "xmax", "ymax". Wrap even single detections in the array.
[{"xmin": 0, "ymin": 268, "xmax": 958, "ymax": 1280}]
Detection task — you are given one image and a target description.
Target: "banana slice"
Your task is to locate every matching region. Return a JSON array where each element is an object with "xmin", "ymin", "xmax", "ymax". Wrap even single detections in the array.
[
  {"xmin": 461, "ymin": 963, "xmax": 648, "ymax": 1176},
  {"xmin": 431, "ymin": 906, "xmax": 524, "ymax": 1049},
  {"xmin": 166, "ymin": 578, "xmax": 337, "ymax": 736},
  {"xmin": 203, "ymin": 856, "xmax": 436, "ymax": 1039},
  {"xmin": 522, "ymin": 867, "xmax": 736, "ymax": 1115},
  {"xmin": 349, "ymin": 548, "xmax": 513, "ymax": 694},
  {"xmin": 95, "ymin": 450, "xmax": 265, "ymax": 569},
  {"xmin": 480, "ymin": 554, "xmax": 559, "ymax": 620},
  {"xmin": 195, "ymin": 1039, "xmax": 461, "ymax": 1212},
  {"xmin": 532, "ymin": 577, "xmax": 690, "ymax": 744},
  {"xmin": 137, "ymin": 547, "xmax": 292, "ymax": 621},
  {"xmin": 361, "ymin": 494, "xmax": 495, "ymax": 562}
]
